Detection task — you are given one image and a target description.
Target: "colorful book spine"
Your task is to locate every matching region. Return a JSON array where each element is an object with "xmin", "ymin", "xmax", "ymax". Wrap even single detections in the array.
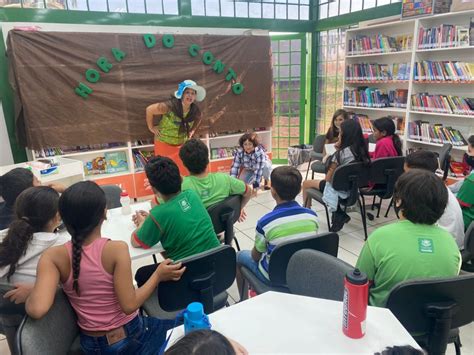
[
  {"xmin": 344, "ymin": 87, "xmax": 408, "ymax": 108},
  {"xmin": 413, "ymin": 61, "xmax": 473, "ymax": 82},
  {"xmin": 408, "ymin": 121, "xmax": 468, "ymax": 146},
  {"xmin": 346, "ymin": 63, "xmax": 411, "ymax": 81},
  {"xmin": 348, "ymin": 34, "xmax": 412, "ymax": 55},
  {"xmin": 411, "ymin": 93, "xmax": 474, "ymax": 115},
  {"xmin": 417, "ymin": 24, "xmax": 470, "ymax": 49}
]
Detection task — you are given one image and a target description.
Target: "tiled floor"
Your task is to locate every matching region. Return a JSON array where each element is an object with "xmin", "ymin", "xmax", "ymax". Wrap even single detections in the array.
[{"xmin": 1, "ymin": 182, "xmax": 472, "ymax": 354}]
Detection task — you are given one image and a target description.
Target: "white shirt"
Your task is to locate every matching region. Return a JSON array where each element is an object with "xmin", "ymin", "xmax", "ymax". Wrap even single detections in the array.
[
  {"xmin": 0, "ymin": 231, "xmax": 69, "ymax": 284},
  {"xmin": 437, "ymin": 187, "xmax": 465, "ymax": 249}
]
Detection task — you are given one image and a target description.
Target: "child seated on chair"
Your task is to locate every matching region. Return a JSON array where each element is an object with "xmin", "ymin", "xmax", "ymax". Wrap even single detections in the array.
[
  {"xmin": 356, "ymin": 169, "xmax": 461, "ymax": 308},
  {"xmin": 404, "ymin": 150, "xmax": 465, "ymax": 249},
  {"xmin": 230, "ymin": 132, "xmax": 272, "ymax": 190},
  {"xmin": 453, "ymin": 135, "xmax": 474, "ymax": 231},
  {"xmin": 25, "ymin": 181, "xmax": 186, "ymax": 354},
  {"xmin": 236, "ymin": 166, "xmax": 319, "ymax": 296},
  {"xmin": 179, "ymin": 138, "xmax": 253, "ymax": 212},
  {"xmin": 302, "ymin": 119, "xmax": 370, "ymax": 232},
  {"xmin": 371, "ymin": 117, "xmax": 403, "ymax": 159},
  {"xmin": 131, "ymin": 156, "xmax": 220, "ymax": 286}
]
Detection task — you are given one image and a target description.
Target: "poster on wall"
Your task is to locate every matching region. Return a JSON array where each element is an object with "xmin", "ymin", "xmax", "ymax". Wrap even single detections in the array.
[{"xmin": 7, "ymin": 31, "xmax": 273, "ymax": 149}]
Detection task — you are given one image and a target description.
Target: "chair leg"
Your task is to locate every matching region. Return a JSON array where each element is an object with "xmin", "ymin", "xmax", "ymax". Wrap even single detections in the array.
[
  {"xmin": 312, "ymin": 170, "xmax": 315, "ymax": 179},
  {"xmin": 358, "ymin": 197, "xmax": 368, "ymax": 241},
  {"xmin": 371, "ymin": 196, "xmax": 376, "ymax": 210},
  {"xmin": 305, "ymin": 158, "xmax": 313, "ymax": 180},
  {"xmin": 454, "ymin": 335, "xmax": 462, "ymax": 355},
  {"xmin": 384, "ymin": 197, "xmax": 394, "ymax": 218},
  {"xmin": 233, "ymin": 237, "xmax": 241, "ymax": 251},
  {"xmin": 239, "ymin": 277, "xmax": 249, "ymax": 302},
  {"xmin": 376, "ymin": 197, "xmax": 383, "ymax": 218},
  {"xmin": 152, "ymin": 254, "xmax": 158, "ymax": 264},
  {"xmin": 323, "ymin": 203, "xmax": 331, "ymax": 230}
]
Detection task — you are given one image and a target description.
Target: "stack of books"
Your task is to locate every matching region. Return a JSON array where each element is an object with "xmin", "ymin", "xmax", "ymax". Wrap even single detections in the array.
[
  {"xmin": 210, "ymin": 147, "xmax": 239, "ymax": 160},
  {"xmin": 133, "ymin": 150, "xmax": 154, "ymax": 170},
  {"xmin": 411, "ymin": 93, "xmax": 474, "ymax": 115},
  {"xmin": 417, "ymin": 24, "xmax": 471, "ymax": 49},
  {"xmin": 408, "ymin": 121, "xmax": 468, "ymax": 147},
  {"xmin": 347, "ymin": 34, "xmax": 412, "ymax": 55},
  {"xmin": 345, "ymin": 62, "xmax": 411, "ymax": 81},
  {"xmin": 344, "ymin": 87, "xmax": 408, "ymax": 108},
  {"xmin": 414, "ymin": 61, "xmax": 474, "ymax": 82}
]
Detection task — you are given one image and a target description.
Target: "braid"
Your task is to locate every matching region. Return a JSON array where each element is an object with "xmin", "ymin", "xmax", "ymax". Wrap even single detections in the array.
[{"xmin": 71, "ymin": 235, "xmax": 84, "ymax": 295}]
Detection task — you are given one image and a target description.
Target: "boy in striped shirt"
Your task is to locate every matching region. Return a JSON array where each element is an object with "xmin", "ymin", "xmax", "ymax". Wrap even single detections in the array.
[{"xmin": 236, "ymin": 166, "xmax": 319, "ymax": 295}]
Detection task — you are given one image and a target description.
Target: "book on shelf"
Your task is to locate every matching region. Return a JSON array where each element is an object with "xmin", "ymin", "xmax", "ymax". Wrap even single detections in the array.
[
  {"xmin": 345, "ymin": 62, "xmax": 411, "ymax": 81},
  {"xmin": 347, "ymin": 34, "xmax": 412, "ymax": 55},
  {"xmin": 411, "ymin": 93, "xmax": 474, "ymax": 115},
  {"xmin": 402, "ymin": 0, "xmax": 435, "ymax": 18},
  {"xmin": 131, "ymin": 139, "xmax": 153, "ymax": 147},
  {"xmin": 408, "ymin": 121, "xmax": 468, "ymax": 146},
  {"xmin": 210, "ymin": 146, "xmax": 239, "ymax": 160},
  {"xmin": 349, "ymin": 112, "xmax": 405, "ymax": 135},
  {"xmin": 33, "ymin": 142, "xmax": 127, "ymax": 158},
  {"xmin": 344, "ymin": 87, "xmax": 408, "ymax": 108},
  {"xmin": 417, "ymin": 23, "xmax": 471, "ymax": 49},
  {"xmin": 105, "ymin": 152, "xmax": 128, "ymax": 174},
  {"xmin": 414, "ymin": 60, "xmax": 474, "ymax": 82},
  {"xmin": 133, "ymin": 150, "xmax": 154, "ymax": 170}
]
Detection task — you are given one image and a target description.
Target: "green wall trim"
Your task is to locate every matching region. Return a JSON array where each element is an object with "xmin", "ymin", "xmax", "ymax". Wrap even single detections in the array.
[
  {"xmin": 0, "ymin": 8, "xmax": 313, "ymax": 32},
  {"xmin": 314, "ymin": 3, "xmax": 402, "ymax": 31}
]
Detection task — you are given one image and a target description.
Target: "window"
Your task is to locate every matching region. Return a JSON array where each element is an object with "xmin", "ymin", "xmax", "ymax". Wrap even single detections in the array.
[{"xmin": 318, "ymin": 0, "xmax": 401, "ymax": 19}]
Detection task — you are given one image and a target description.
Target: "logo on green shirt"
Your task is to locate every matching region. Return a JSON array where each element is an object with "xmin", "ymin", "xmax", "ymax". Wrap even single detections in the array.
[
  {"xmin": 179, "ymin": 198, "xmax": 191, "ymax": 212},
  {"xmin": 418, "ymin": 238, "xmax": 434, "ymax": 253}
]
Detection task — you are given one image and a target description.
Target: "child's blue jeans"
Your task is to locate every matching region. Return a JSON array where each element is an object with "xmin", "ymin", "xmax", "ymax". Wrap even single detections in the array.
[
  {"xmin": 238, "ymin": 160, "xmax": 272, "ymax": 186},
  {"xmin": 237, "ymin": 250, "xmax": 271, "ymax": 285},
  {"xmin": 79, "ymin": 315, "xmax": 176, "ymax": 355}
]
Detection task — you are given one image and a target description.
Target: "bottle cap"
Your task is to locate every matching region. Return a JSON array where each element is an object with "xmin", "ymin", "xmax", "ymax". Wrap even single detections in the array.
[
  {"xmin": 186, "ymin": 302, "xmax": 204, "ymax": 321},
  {"xmin": 346, "ymin": 268, "xmax": 368, "ymax": 285},
  {"xmin": 120, "ymin": 190, "xmax": 129, "ymax": 197}
]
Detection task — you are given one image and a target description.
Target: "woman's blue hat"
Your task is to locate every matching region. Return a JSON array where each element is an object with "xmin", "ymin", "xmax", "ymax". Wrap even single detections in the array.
[{"xmin": 174, "ymin": 80, "xmax": 206, "ymax": 102}]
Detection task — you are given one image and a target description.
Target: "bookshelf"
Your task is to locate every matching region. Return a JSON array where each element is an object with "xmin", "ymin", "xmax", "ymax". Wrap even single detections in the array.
[
  {"xmin": 27, "ymin": 130, "xmax": 272, "ymax": 198},
  {"xmin": 344, "ymin": 10, "xmax": 474, "ymax": 158}
]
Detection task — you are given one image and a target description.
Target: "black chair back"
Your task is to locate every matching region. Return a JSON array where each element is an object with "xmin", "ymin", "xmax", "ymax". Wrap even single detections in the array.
[
  {"xmin": 386, "ymin": 274, "xmax": 474, "ymax": 354},
  {"xmin": 368, "ymin": 157, "xmax": 405, "ymax": 198},
  {"xmin": 438, "ymin": 143, "xmax": 452, "ymax": 181},
  {"xmin": 268, "ymin": 232, "xmax": 339, "ymax": 286},
  {"xmin": 313, "ymin": 134, "xmax": 326, "ymax": 155},
  {"xmin": 100, "ymin": 184, "xmax": 122, "ymax": 209},
  {"xmin": 331, "ymin": 162, "xmax": 370, "ymax": 207},
  {"xmin": 461, "ymin": 222, "xmax": 474, "ymax": 271},
  {"xmin": 207, "ymin": 195, "xmax": 242, "ymax": 248},
  {"xmin": 158, "ymin": 245, "xmax": 236, "ymax": 315}
]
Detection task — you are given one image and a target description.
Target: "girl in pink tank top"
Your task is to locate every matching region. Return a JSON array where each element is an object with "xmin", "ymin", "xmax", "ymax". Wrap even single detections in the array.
[{"xmin": 25, "ymin": 181, "xmax": 185, "ymax": 355}]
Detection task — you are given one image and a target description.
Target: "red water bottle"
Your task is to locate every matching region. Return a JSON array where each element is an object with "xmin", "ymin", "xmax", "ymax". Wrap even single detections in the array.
[{"xmin": 342, "ymin": 268, "xmax": 368, "ymax": 339}]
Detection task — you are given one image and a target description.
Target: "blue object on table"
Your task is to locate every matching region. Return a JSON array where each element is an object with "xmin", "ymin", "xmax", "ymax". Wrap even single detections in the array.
[
  {"xmin": 40, "ymin": 166, "xmax": 58, "ymax": 176},
  {"xmin": 183, "ymin": 302, "xmax": 211, "ymax": 335}
]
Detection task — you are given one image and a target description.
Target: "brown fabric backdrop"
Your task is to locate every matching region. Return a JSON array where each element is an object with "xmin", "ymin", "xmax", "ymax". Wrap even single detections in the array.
[{"xmin": 7, "ymin": 31, "xmax": 273, "ymax": 149}]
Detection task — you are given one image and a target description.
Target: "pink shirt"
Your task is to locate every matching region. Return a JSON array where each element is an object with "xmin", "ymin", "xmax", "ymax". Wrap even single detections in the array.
[
  {"xmin": 62, "ymin": 238, "xmax": 137, "ymax": 331},
  {"xmin": 371, "ymin": 136, "xmax": 399, "ymax": 159}
]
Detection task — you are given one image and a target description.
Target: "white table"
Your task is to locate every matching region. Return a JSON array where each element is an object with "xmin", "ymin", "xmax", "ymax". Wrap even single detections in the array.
[{"xmin": 167, "ymin": 291, "xmax": 420, "ymax": 354}]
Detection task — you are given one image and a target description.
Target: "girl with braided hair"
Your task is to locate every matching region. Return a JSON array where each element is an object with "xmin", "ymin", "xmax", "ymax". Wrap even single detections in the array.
[
  {"xmin": 26, "ymin": 181, "xmax": 186, "ymax": 354},
  {"xmin": 146, "ymin": 80, "xmax": 206, "ymax": 176}
]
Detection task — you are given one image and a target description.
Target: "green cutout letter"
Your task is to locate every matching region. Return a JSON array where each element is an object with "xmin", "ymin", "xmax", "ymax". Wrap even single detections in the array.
[
  {"xmin": 226, "ymin": 68, "xmax": 237, "ymax": 81},
  {"xmin": 162, "ymin": 34, "xmax": 175, "ymax": 48},
  {"xmin": 143, "ymin": 34, "xmax": 156, "ymax": 48},
  {"xmin": 213, "ymin": 60, "xmax": 225, "ymax": 74},
  {"xmin": 111, "ymin": 48, "xmax": 126, "ymax": 62},
  {"xmin": 232, "ymin": 83, "xmax": 244, "ymax": 95},
  {"xmin": 202, "ymin": 51, "xmax": 214, "ymax": 65},
  {"xmin": 75, "ymin": 82, "xmax": 93, "ymax": 99},
  {"xmin": 188, "ymin": 44, "xmax": 201, "ymax": 57},
  {"xmin": 85, "ymin": 69, "xmax": 100, "ymax": 83},
  {"xmin": 96, "ymin": 57, "xmax": 113, "ymax": 73}
]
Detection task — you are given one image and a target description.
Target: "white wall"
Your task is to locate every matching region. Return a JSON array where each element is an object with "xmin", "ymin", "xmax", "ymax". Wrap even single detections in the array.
[{"xmin": 0, "ymin": 102, "xmax": 14, "ymax": 166}]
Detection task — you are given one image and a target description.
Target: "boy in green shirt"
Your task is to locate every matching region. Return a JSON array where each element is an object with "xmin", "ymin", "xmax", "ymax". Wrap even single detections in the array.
[
  {"xmin": 356, "ymin": 169, "xmax": 461, "ymax": 307},
  {"xmin": 456, "ymin": 135, "xmax": 474, "ymax": 230},
  {"xmin": 131, "ymin": 156, "xmax": 220, "ymax": 286},
  {"xmin": 179, "ymin": 138, "xmax": 252, "ymax": 212}
]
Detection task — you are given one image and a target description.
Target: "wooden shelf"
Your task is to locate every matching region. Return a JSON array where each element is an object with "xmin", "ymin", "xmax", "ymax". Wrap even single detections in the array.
[
  {"xmin": 85, "ymin": 171, "xmax": 132, "ymax": 180},
  {"xmin": 409, "ymin": 110, "xmax": 474, "ymax": 119},
  {"xmin": 406, "ymin": 139, "xmax": 468, "ymax": 151},
  {"xmin": 345, "ymin": 80, "xmax": 409, "ymax": 84},
  {"xmin": 413, "ymin": 80, "xmax": 474, "ymax": 84},
  {"xmin": 131, "ymin": 144, "xmax": 154, "ymax": 149},
  {"xmin": 346, "ymin": 50, "xmax": 412, "ymax": 59},
  {"xmin": 343, "ymin": 105, "xmax": 406, "ymax": 113},
  {"xmin": 416, "ymin": 46, "xmax": 474, "ymax": 53}
]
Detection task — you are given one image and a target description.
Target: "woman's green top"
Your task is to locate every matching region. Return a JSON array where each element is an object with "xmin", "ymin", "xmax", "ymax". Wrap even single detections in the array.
[{"xmin": 155, "ymin": 111, "xmax": 190, "ymax": 146}]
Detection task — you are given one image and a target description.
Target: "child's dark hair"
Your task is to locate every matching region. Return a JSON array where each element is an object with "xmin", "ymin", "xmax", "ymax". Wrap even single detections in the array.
[
  {"xmin": 0, "ymin": 168, "xmax": 35, "ymax": 206},
  {"xmin": 0, "ymin": 186, "xmax": 59, "ymax": 281},
  {"xmin": 179, "ymin": 138, "xmax": 209, "ymax": 174},
  {"xmin": 336, "ymin": 119, "xmax": 370, "ymax": 165},
  {"xmin": 468, "ymin": 135, "xmax": 474, "ymax": 147},
  {"xmin": 375, "ymin": 345, "xmax": 424, "ymax": 355},
  {"xmin": 326, "ymin": 109, "xmax": 349, "ymax": 141},
  {"xmin": 372, "ymin": 117, "xmax": 402, "ymax": 156},
  {"xmin": 238, "ymin": 132, "xmax": 260, "ymax": 148},
  {"xmin": 165, "ymin": 330, "xmax": 236, "ymax": 355},
  {"xmin": 145, "ymin": 156, "xmax": 181, "ymax": 195},
  {"xmin": 59, "ymin": 181, "xmax": 106, "ymax": 295},
  {"xmin": 270, "ymin": 166, "xmax": 302, "ymax": 201},
  {"xmin": 394, "ymin": 169, "xmax": 447, "ymax": 225},
  {"xmin": 405, "ymin": 150, "xmax": 438, "ymax": 173}
]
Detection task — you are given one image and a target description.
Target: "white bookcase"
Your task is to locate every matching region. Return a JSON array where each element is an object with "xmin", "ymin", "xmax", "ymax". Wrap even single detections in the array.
[{"xmin": 344, "ymin": 10, "xmax": 474, "ymax": 159}]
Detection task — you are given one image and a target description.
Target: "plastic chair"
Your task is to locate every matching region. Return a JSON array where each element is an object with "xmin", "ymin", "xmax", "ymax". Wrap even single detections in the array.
[
  {"xmin": 304, "ymin": 162, "xmax": 370, "ymax": 239},
  {"xmin": 386, "ymin": 274, "xmax": 474, "ymax": 355},
  {"xmin": 461, "ymin": 222, "xmax": 474, "ymax": 272},
  {"xmin": 143, "ymin": 245, "xmax": 235, "ymax": 316},
  {"xmin": 287, "ymin": 249, "xmax": 353, "ymax": 301},
  {"xmin": 100, "ymin": 185, "xmax": 122, "ymax": 209},
  {"xmin": 0, "ymin": 282, "xmax": 26, "ymax": 354},
  {"xmin": 207, "ymin": 195, "xmax": 242, "ymax": 251},
  {"xmin": 359, "ymin": 157, "xmax": 405, "ymax": 220},
  {"xmin": 305, "ymin": 134, "xmax": 326, "ymax": 180},
  {"xmin": 15, "ymin": 288, "xmax": 81, "ymax": 355},
  {"xmin": 239, "ymin": 232, "xmax": 339, "ymax": 301}
]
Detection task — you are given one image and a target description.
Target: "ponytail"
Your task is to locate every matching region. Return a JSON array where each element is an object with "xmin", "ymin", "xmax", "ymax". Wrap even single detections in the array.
[
  {"xmin": 0, "ymin": 186, "xmax": 59, "ymax": 281},
  {"xmin": 392, "ymin": 134, "xmax": 403, "ymax": 156}
]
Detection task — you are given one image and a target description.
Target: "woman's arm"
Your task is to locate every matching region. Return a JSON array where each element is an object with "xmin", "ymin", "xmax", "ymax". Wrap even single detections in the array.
[
  {"xmin": 146, "ymin": 102, "xmax": 169, "ymax": 135},
  {"xmin": 111, "ymin": 241, "xmax": 185, "ymax": 314}
]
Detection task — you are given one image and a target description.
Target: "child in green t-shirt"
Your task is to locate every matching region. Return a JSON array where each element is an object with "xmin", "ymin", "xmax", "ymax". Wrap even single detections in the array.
[
  {"xmin": 179, "ymin": 139, "xmax": 252, "ymax": 213},
  {"xmin": 456, "ymin": 135, "xmax": 474, "ymax": 230},
  {"xmin": 131, "ymin": 156, "xmax": 220, "ymax": 286}
]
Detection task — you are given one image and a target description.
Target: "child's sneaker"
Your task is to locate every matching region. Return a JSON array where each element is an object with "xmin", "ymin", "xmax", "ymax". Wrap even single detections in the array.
[{"xmin": 248, "ymin": 288, "xmax": 257, "ymax": 298}]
